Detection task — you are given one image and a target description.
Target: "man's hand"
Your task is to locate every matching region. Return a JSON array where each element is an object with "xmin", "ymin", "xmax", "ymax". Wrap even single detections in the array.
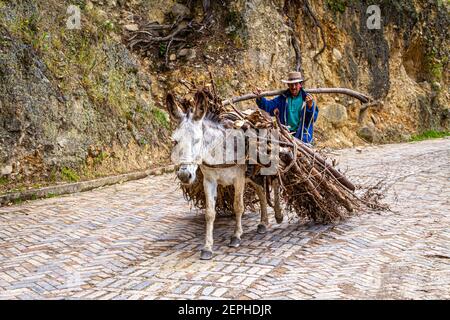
[
  {"xmin": 253, "ymin": 87, "xmax": 262, "ymax": 99},
  {"xmin": 305, "ymin": 93, "xmax": 314, "ymax": 108}
]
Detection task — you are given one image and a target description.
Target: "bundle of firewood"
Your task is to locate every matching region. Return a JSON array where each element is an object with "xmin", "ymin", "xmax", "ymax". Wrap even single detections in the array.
[{"xmin": 179, "ymin": 86, "xmax": 386, "ymax": 223}]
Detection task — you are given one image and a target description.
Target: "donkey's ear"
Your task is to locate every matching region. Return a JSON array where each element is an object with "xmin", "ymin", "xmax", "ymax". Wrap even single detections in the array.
[
  {"xmin": 193, "ymin": 91, "xmax": 208, "ymax": 121},
  {"xmin": 166, "ymin": 93, "xmax": 184, "ymax": 122}
]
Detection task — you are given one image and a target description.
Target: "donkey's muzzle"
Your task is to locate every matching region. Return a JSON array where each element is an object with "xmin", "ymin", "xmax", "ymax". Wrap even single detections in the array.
[{"xmin": 177, "ymin": 168, "xmax": 192, "ymax": 184}]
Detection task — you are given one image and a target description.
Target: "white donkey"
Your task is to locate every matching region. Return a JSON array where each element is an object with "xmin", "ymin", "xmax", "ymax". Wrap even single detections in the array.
[{"xmin": 167, "ymin": 91, "xmax": 282, "ymax": 260}]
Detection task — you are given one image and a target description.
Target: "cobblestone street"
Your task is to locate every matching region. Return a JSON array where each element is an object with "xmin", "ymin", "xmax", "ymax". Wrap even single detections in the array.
[{"xmin": 0, "ymin": 139, "xmax": 449, "ymax": 299}]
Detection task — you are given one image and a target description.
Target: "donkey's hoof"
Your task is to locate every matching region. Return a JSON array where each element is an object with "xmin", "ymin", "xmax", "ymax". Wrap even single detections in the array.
[
  {"xmin": 200, "ymin": 249, "xmax": 213, "ymax": 260},
  {"xmin": 275, "ymin": 215, "xmax": 284, "ymax": 224},
  {"xmin": 229, "ymin": 236, "xmax": 241, "ymax": 248},
  {"xmin": 257, "ymin": 224, "xmax": 267, "ymax": 234}
]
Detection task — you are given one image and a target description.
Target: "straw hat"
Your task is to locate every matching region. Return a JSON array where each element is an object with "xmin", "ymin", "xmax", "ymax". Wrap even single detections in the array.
[{"xmin": 281, "ymin": 71, "xmax": 306, "ymax": 84}]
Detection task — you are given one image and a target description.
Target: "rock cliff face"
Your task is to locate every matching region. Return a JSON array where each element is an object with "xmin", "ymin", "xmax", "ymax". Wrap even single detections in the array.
[{"xmin": 0, "ymin": 0, "xmax": 448, "ymax": 192}]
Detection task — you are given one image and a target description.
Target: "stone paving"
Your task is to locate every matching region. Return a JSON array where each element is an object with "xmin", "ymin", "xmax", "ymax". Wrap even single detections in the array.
[{"xmin": 0, "ymin": 138, "xmax": 449, "ymax": 299}]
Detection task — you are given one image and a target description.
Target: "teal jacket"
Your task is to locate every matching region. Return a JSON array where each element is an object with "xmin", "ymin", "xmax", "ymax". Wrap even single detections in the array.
[{"xmin": 256, "ymin": 89, "xmax": 319, "ymax": 143}]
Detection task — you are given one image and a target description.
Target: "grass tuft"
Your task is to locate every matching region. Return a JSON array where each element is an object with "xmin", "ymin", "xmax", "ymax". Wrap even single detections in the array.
[
  {"xmin": 410, "ymin": 130, "xmax": 449, "ymax": 142},
  {"xmin": 61, "ymin": 167, "xmax": 80, "ymax": 182}
]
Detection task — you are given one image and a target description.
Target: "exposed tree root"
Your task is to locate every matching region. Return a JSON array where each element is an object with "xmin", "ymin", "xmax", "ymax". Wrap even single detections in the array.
[
  {"xmin": 303, "ymin": 0, "xmax": 327, "ymax": 61},
  {"xmin": 126, "ymin": 1, "xmax": 214, "ymax": 67}
]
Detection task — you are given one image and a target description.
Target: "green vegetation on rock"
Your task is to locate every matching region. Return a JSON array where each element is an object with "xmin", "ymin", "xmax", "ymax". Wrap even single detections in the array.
[
  {"xmin": 152, "ymin": 108, "xmax": 170, "ymax": 129},
  {"xmin": 61, "ymin": 167, "xmax": 80, "ymax": 182},
  {"xmin": 326, "ymin": 0, "xmax": 348, "ymax": 13},
  {"xmin": 0, "ymin": 176, "xmax": 8, "ymax": 185},
  {"xmin": 425, "ymin": 52, "xmax": 445, "ymax": 82},
  {"xmin": 410, "ymin": 130, "xmax": 450, "ymax": 142}
]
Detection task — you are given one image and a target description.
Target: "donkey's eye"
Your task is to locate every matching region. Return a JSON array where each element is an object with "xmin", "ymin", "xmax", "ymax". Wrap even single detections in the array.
[{"xmin": 172, "ymin": 140, "xmax": 178, "ymax": 146}]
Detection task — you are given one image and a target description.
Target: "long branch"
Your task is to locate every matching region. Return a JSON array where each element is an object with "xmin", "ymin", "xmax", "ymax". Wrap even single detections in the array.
[{"xmin": 222, "ymin": 88, "xmax": 371, "ymax": 105}]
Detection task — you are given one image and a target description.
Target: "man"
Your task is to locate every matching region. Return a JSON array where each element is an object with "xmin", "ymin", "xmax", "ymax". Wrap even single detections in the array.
[{"xmin": 254, "ymin": 71, "xmax": 319, "ymax": 144}]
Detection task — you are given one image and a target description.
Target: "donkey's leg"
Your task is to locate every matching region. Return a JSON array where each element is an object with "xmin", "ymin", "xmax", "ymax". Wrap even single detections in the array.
[
  {"xmin": 246, "ymin": 179, "xmax": 269, "ymax": 234},
  {"xmin": 273, "ymin": 178, "xmax": 283, "ymax": 224},
  {"xmin": 229, "ymin": 177, "xmax": 245, "ymax": 247},
  {"xmin": 254, "ymin": 182, "xmax": 269, "ymax": 234},
  {"xmin": 201, "ymin": 178, "xmax": 217, "ymax": 260},
  {"xmin": 247, "ymin": 179, "xmax": 269, "ymax": 234}
]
